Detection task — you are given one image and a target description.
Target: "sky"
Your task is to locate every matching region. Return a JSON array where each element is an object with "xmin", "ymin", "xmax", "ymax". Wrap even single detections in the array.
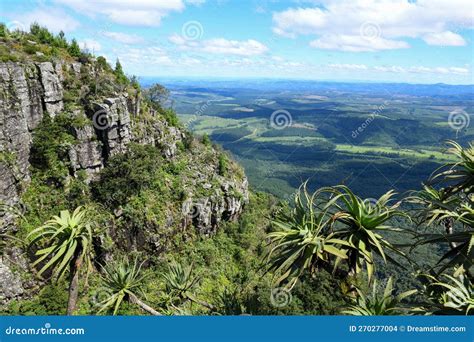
[{"xmin": 1, "ymin": 0, "xmax": 473, "ymax": 84}]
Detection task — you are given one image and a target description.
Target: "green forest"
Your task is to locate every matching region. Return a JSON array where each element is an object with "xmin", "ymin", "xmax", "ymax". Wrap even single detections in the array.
[{"xmin": 0, "ymin": 24, "xmax": 472, "ymax": 317}]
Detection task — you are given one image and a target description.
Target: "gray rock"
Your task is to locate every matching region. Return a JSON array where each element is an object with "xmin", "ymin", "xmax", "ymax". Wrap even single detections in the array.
[
  {"xmin": 0, "ymin": 59, "xmax": 249, "ymax": 304},
  {"xmin": 0, "ymin": 258, "xmax": 24, "ymax": 304},
  {"xmin": 38, "ymin": 62, "xmax": 63, "ymax": 117}
]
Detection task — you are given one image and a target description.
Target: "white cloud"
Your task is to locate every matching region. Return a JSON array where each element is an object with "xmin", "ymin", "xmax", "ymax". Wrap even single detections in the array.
[
  {"xmin": 273, "ymin": 0, "xmax": 473, "ymax": 51},
  {"xmin": 10, "ymin": 7, "xmax": 80, "ymax": 33},
  {"xmin": 102, "ymin": 31, "xmax": 145, "ymax": 44},
  {"xmin": 116, "ymin": 46, "xmax": 173, "ymax": 67},
  {"xmin": 55, "ymin": 0, "xmax": 185, "ymax": 26},
  {"xmin": 423, "ymin": 31, "xmax": 466, "ymax": 46},
  {"xmin": 201, "ymin": 39, "xmax": 268, "ymax": 56},
  {"xmin": 179, "ymin": 56, "xmax": 202, "ymax": 66},
  {"xmin": 185, "ymin": 0, "xmax": 206, "ymax": 5},
  {"xmin": 331, "ymin": 63, "xmax": 470, "ymax": 75},
  {"xmin": 310, "ymin": 35, "xmax": 409, "ymax": 52},
  {"xmin": 328, "ymin": 63, "xmax": 368, "ymax": 70},
  {"xmin": 78, "ymin": 39, "xmax": 101, "ymax": 51},
  {"xmin": 169, "ymin": 35, "xmax": 269, "ymax": 56}
]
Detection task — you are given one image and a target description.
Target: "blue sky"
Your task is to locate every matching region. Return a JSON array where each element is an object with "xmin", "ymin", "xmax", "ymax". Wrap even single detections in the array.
[{"xmin": 1, "ymin": 0, "xmax": 473, "ymax": 84}]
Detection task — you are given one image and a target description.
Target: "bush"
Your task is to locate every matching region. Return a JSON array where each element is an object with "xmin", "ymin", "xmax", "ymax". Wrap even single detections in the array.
[
  {"xmin": 29, "ymin": 113, "xmax": 75, "ymax": 186},
  {"xmin": 68, "ymin": 38, "xmax": 81, "ymax": 57},
  {"xmin": 202, "ymin": 133, "xmax": 211, "ymax": 146},
  {"xmin": 4, "ymin": 283, "xmax": 68, "ymax": 315},
  {"xmin": 161, "ymin": 108, "xmax": 180, "ymax": 126},
  {"xmin": 218, "ymin": 154, "xmax": 228, "ymax": 176},
  {"xmin": 92, "ymin": 144, "xmax": 164, "ymax": 207}
]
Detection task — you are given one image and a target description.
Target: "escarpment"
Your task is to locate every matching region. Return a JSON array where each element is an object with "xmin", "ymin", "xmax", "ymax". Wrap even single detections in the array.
[{"xmin": 0, "ymin": 57, "xmax": 248, "ymax": 304}]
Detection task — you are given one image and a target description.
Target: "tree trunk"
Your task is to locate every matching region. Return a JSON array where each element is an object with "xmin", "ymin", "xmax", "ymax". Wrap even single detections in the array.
[
  {"xmin": 443, "ymin": 218, "xmax": 457, "ymax": 249},
  {"xmin": 186, "ymin": 294, "xmax": 215, "ymax": 311},
  {"xmin": 129, "ymin": 294, "xmax": 162, "ymax": 316},
  {"xmin": 66, "ymin": 254, "xmax": 83, "ymax": 315},
  {"xmin": 347, "ymin": 250, "xmax": 358, "ymax": 277}
]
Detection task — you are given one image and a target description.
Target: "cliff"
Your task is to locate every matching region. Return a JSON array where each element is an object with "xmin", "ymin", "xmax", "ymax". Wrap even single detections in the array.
[{"xmin": 0, "ymin": 57, "xmax": 248, "ymax": 304}]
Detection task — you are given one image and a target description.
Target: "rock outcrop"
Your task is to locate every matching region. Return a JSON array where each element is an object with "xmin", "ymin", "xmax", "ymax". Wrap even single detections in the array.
[{"xmin": 0, "ymin": 59, "xmax": 248, "ymax": 305}]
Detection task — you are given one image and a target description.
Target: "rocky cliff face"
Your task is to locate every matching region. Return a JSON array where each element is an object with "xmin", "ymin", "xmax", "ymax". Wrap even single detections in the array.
[{"xmin": 0, "ymin": 59, "xmax": 248, "ymax": 304}]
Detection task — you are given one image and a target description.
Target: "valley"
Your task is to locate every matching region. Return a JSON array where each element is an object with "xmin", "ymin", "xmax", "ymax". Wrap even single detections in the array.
[{"xmin": 151, "ymin": 78, "xmax": 474, "ymax": 198}]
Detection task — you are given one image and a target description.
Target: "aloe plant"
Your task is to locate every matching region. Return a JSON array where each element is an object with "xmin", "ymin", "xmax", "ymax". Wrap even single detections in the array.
[
  {"xmin": 429, "ymin": 140, "xmax": 474, "ymax": 196},
  {"xmin": 97, "ymin": 257, "xmax": 160, "ymax": 315},
  {"xmin": 330, "ymin": 186, "xmax": 408, "ymax": 281},
  {"xmin": 422, "ymin": 272, "xmax": 474, "ymax": 315},
  {"xmin": 27, "ymin": 207, "xmax": 93, "ymax": 315},
  {"xmin": 410, "ymin": 142, "xmax": 474, "ymax": 278},
  {"xmin": 266, "ymin": 183, "xmax": 349, "ymax": 289},
  {"xmin": 162, "ymin": 260, "xmax": 214, "ymax": 310},
  {"xmin": 343, "ymin": 277, "xmax": 417, "ymax": 315}
]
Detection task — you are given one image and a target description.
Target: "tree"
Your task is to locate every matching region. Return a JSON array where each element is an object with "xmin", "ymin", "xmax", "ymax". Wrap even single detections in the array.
[
  {"xmin": 0, "ymin": 23, "xmax": 6, "ymax": 38},
  {"xmin": 97, "ymin": 257, "xmax": 161, "ymax": 315},
  {"xmin": 68, "ymin": 39, "xmax": 81, "ymax": 57},
  {"xmin": 114, "ymin": 59, "xmax": 128, "ymax": 84},
  {"xmin": 145, "ymin": 84, "xmax": 170, "ymax": 108},
  {"xmin": 27, "ymin": 207, "xmax": 94, "ymax": 315},
  {"xmin": 96, "ymin": 56, "xmax": 110, "ymax": 71},
  {"xmin": 53, "ymin": 30, "xmax": 67, "ymax": 48}
]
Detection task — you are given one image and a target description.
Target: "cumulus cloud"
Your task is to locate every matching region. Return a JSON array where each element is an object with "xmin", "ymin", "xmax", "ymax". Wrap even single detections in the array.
[
  {"xmin": 273, "ymin": 0, "xmax": 472, "ymax": 51},
  {"xmin": 423, "ymin": 31, "xmax": 466, "ymax": 46},
  {"xmin": 330, "ymin": 63, "xmax": 470, "ymax": 75},
  {"xmin": 116, "ymin": 46, "xmax": 173, "ymax": 66},
  {"xmin": 55, "ymin": 0, "xmax": 185, "ymax": 26},
  {"xmin": 10, "ymin": 7, "xmax": 80, "ymax": 33},
  {"xmin": 169, "ymin": 35, "xmax": 269, "ymax": 56},
  {"xmin": 78, "ymin": 39, "xmax": 101, "ymax": 51},
  {"xmin": 328, "ymin": 63, "xmax": 368, "ymax": 70},
  {"xmin": 310, "ymin": 35, "xmax": 409, "ymax": 52},
  {"xmin": 102, "ymin": 31, "xmax": 145, "ymax": 44}
]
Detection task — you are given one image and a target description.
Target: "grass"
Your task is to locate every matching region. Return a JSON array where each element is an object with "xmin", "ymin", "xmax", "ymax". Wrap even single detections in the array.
[{"xmin": 335, "ymin": 144, "xmax": 456, "ymax": 161}]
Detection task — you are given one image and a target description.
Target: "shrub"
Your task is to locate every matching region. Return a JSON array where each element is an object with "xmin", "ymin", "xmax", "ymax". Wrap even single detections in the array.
[
  {"xmin": 202, "ymin": 133, "xmax": 211, "ymax": 146},
  {"xmin": 114, "ymin": 59, "xmax": 128, "ymax": 84},
  {"xmin": 68, "ymin": 39, "xmax": 81, "ymax": 57},
  {"xmin": 29, "ymin": 114, "xmax": 75, "ymax": 186},
  {"xmin": 218, "ymin": 154, "xmax": 228, "ymax": 176},
  {"xmin": 92, "ymin": 144, "xmax": 163, "ymax": 207}
]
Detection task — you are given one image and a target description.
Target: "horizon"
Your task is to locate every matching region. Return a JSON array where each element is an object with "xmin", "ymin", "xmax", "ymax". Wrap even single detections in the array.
[
  {"xmin": 1, "ymin": 0, "xmax": 473, "ymax": 85},
  {"xmin": 139, "ymin": 75, "xmax": 474, "ymax": 86}
]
